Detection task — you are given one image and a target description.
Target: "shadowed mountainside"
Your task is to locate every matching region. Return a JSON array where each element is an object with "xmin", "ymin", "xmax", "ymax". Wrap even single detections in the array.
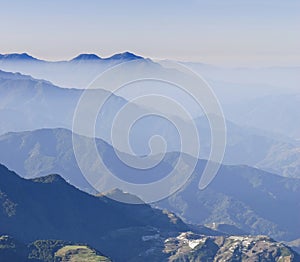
[{"xmin": 0, "ymin": 128, "xmax": 299, "ymax": 242}]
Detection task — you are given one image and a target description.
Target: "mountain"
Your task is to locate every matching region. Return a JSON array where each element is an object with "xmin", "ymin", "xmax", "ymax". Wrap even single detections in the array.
[
  {"xmin": 104, "ymin": 51, "xmax": 143, "ymax": 61},
  {"xmin": 71, "ymin": 53, "xmax": 102, "ymax": 61},
  {"xmin": 0, "ymin": 52, "xmax": 143, "ymax": 63},
  {"xmin": 1, "ymin": 164, "xmax": 298, "ymax": 261},
  {"xmin": 1, "ymin": 53, "xmax": 300, "ymax": 140},
  {"xmin": 193, "ymin": 115, "xmax": 300, "ymax": 179},
  {"xmin": 0, "ymin": 69, "xmax": 139, "ymax": 143},
  {"xmin": 2, "ymin": 234, "xmax": 299, "ymax": 262},
  {"xmin": 0, "ymin": 52, "xmax": 146, "ymax": 88},
  {"xmin": 0, "ymin": 128, "xmax": 299, "ymax": 242},
  {"xmin": 164, "ymin": 232, "xmax": 299, "ymax": 262},
  {"xmin": 1, "ymin": 70, "xmax": 300, "ymax": 179},
  {"xmin": 0, "ymin": 236, "xmax": 111, "ymax": 261},
  {"xmin": 183, "ymin": 62, "xmax": 300, "ymax": 140},
  {"xmin": 0, "ymin": 70, "xmax": 40, "ymax": 81},
  {"xmin": 286, "ymin": 239, "xmax": 300, "ymax": 254},
  {"xmin": 0, "ymin": 164, "xmax": 191, "ymax": 261},
  {"xmin": 205, "ymin": 223, "xmax": 249, "ymax": 236},
  {"xmin": 70, "ymin": 52, "xmax": 143, "ymax": 62},
  {"xmin": 0, "ymin": 70, "xmax": 79, "ymax": 134},
  {"xmin": 156, "ymin": 163, "xmax": 300, "ymax": 241},
  {"xmin": 223, "ymin": 94, "xmax": 300, "ymax": 140},
  {"xmin": 0, "ymin": 53, "xmax": 39, "ymax": 61}
]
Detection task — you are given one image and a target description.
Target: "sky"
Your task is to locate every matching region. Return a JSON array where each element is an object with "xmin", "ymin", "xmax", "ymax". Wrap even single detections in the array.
[{"xmin": 1, "ymin": 0, "xmax": 299, "ymax": 66}]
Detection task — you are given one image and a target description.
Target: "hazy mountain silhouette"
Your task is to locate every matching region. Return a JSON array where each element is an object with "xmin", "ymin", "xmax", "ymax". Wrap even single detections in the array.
[
  {"xmin": 1, "ymin": 69, "xmax": 300, "ymax": 179},
  {"xmin": 0, "ymin": 52, "xmax": 146, "ymax": 88},
  {"xmin": 0, "ymin": 128, "xmax": 299, "ymax": 242}
]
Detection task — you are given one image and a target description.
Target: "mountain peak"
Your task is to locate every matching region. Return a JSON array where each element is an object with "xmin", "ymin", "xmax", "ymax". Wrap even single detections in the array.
[
  {"xmin": 71, "ymin": 53, "xmax": 102, "ymax": 61},
  {"xmin": 31, "ymin": 174, "xmax": 66, "ymax": 184},
  {"xmin": 0, "ymin": 52, "xmax": 144, "ymax": 62},
  {"xmin": 0, "ymin": 53, "xmax": 38, "ymax": 61},
  {"xmin": 101, "ymin": 188, "xmax": 145, "ymax": 204},
  {"xmin": 106, "ymin": 51, "xmax": 143, "ymax": 61}
]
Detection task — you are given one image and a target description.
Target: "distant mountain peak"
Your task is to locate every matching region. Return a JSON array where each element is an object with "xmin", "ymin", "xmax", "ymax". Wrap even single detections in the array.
[
  {"xmin": 0, "ymin": 52, "xmax": 144, "ymax": 63},
  {"xmin": 71, "ymin": 53, "xmax": 102, "ymax": 61},
  {"xmin": 105, "ymin": 51, "xmax": 144, "ymax": 61},
  {"xmin": 0, "ymin": 53, "xmax": 38, "ymax": 61}
]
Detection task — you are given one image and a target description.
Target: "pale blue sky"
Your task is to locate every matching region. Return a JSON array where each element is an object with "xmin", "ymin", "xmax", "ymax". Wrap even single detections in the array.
[{"xmin": 1, "ymin": 0, "xmax": 299, "ymax": 66}]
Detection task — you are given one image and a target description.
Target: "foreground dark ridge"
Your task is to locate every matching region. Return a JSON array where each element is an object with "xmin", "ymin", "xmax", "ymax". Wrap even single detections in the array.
[{"xmin": 0, "ymin": 164, "xmax": 299, "ymax": 261}]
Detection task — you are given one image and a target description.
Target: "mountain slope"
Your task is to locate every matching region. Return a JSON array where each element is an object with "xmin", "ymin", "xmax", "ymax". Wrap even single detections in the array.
[
  {"xmin": 194, "ymin": 115, "xmax": 300, "ymax": 179},
  {"xmin": 0, "ymin": 128, "xmax": 299, "ymax": 242},
  {"xmin": 0, "ymin": 69, "xmax": 137, "ymax": 142},
  {"xmin": 182, "ymin": 62, "xmax": 300, "ymax": 140},
  {"xmin": 0, "ymin": 164, "xmax": 191, "ymax": 261},
  {"xmin": 1, "ymin": 165, "xmax": 299, "ymax": 261},
  {"xmin": 1, "ymin": 70, "xmax": 300, "ymax": 179},
  {"xmin": 0, "ymin": 53, "xmax": 39, "ymax": 61},
  {"xmin": 0, "ymin": 236, "xmax": 111, "ymax": 261},
  {"xmin": 0, "ymin": 235, "xmax": 28, "ymax": 261},
  {"xmin": 0, "ymin": 52, "xmax": 146, "ymax": 88},
  {"xmin": 164, "ymin": 232, "xmax": 299, "ymax": 262},
  {"xmin": 1, "ymin": 66, "xmax": 300, "ymax": 178},
  {"xmin": 2, "ymin": 53, "xmax": 300, "ymax": 141},
  {"xmin": 224, "ymin": 94, "xmax": 300, "ymax": 140},
  {"xmin": 156, "ymin": 163, "xmax": 300, "ymax": 241}
]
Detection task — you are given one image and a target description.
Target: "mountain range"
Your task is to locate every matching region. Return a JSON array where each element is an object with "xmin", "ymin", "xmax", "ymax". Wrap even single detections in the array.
[
  {"xmin": 1, "ymin": 52, "xmax": 300, "ymax": 140},
  {"xmin": 0, "ymin": 128, "xmax": 299, "ymax": 242},
  {"xmin": 1, "ymin": 69, "xmax": 300, "ymax": 179},
  {"xmin": 0, "ymin": 52, "xmax": 143, "ymax": 62},
  {"xmin": 0, "ymin": 163, "xmax": 189, "ymax": 261},
  {"xmin": 1, "ymin": 52, "xmax": 300, "ymax": 261},
  {"xmin": 0, "ymin": 164, "xmax": 299, "ymax": 261},
  {"xmin": 0, "ymin": 52, "xmax": 146, "ymax": 88}
]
